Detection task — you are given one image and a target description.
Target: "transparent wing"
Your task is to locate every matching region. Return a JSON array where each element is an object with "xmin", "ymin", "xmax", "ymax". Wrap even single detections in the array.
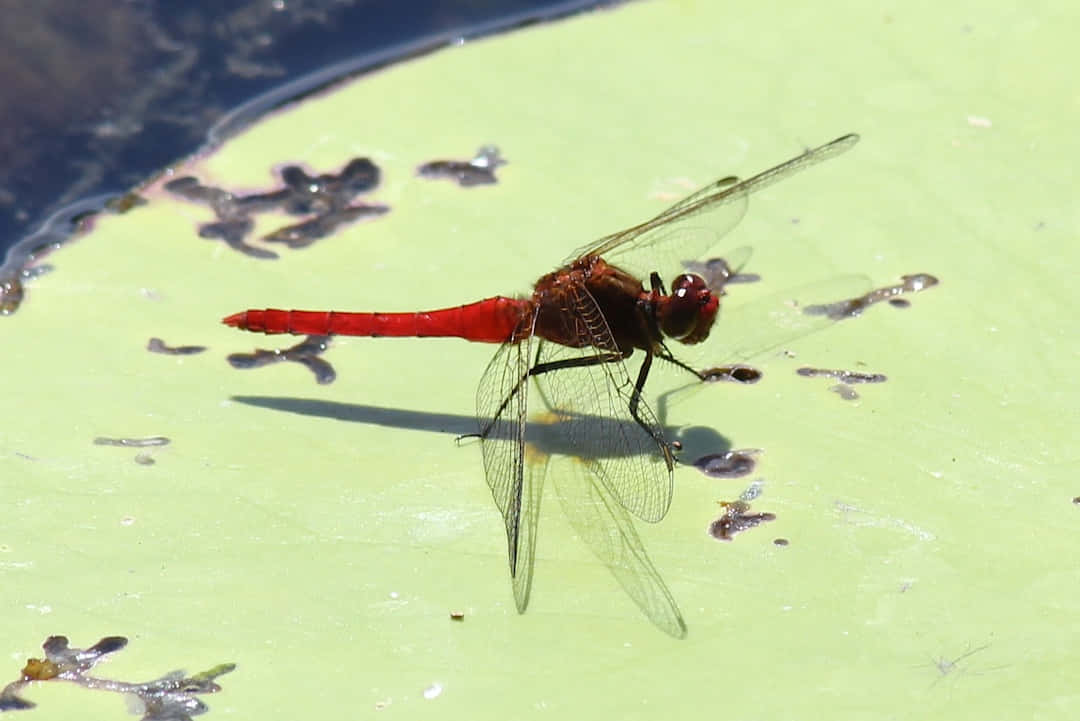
[
  {"xmin": 567, "ymin": 177, "xmax": 746, "ymax": 268},
  {"xmin": 587, "ymin": 225, "xmax": 749, "ymax": 293},
  {"xmin": 529, "ymin": 285, "xmax": 674, "ymax": 524},
  {"xmin": 652, "ymin": 274, "xmax": 875, "ymax": 424},
  {"xmin": 476, "ymin": 316, "xmax": 538, "ymax": 607},
  {"xmin": 511, "ymin": 440, "xmax": 546, "ymax": 613},
  {"xmin": 566, "ymin": 134, "xmax": 859, "ymax": 283},
  {"xmin": 548, "ymin": 451, "xmax": 687, "ymax": 638},
  {"xmin": 682, "ymin": 245, "xmax": 755, "ymax": 294},
  {"xmin": 695, "ymin": 274, "xmax": 873, "ymax": 366}
]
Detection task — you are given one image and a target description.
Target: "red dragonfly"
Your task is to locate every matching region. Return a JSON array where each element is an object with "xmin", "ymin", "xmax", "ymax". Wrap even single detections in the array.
[{"xmin": 224, "ymin": 134, "xmax": 859, "ymax": 632}]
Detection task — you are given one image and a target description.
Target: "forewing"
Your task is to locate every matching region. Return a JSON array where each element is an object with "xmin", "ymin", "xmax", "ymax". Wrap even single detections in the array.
[
  {"xmin": 651, "ymin": 274, "xmax": 875, "ymax": 425},
  {"xmin": 712, "ymin": 275, "xmax": 873, "ymax": 363},
  {"xmin": 530, "ymin": 286, "xmax": 673, "ymax": 523},
  {"xmin": 600, "ymin": 224, "xmax": 749, "ymax": 292},
  {"xmin": 475, "ymin": 317, "xmax": 537, "ymax": 595},
  {"xmin": 567, "ymin": 134, "xmax": 859, "ymax": 284},
  {"xmin": 549, "ymin": 452, "xmax": 687, "ymax": 638},
  {"xmin": 673, "ymin": 274, "xmax": 873, "ymax": 370},
  {"xmin": 571, "ymin": 176, "xmax": 746, "ymax": 265}
]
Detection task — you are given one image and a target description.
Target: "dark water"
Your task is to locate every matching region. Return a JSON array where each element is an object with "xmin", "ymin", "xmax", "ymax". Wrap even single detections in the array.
[{"xmin": 0, "ymin": 0, "xmax": 608, "ymax": 265}]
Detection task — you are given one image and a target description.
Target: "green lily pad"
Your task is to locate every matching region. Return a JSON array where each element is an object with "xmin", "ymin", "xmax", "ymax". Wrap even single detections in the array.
[{"xmin": 3, "ymin": 2, "xmax": 1076, "ymax": 719}]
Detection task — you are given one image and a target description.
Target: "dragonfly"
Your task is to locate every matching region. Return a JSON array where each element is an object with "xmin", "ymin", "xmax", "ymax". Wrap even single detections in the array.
[{"xmin": 223, "ymin": 134, "xmax": 860, "ymax": 632}]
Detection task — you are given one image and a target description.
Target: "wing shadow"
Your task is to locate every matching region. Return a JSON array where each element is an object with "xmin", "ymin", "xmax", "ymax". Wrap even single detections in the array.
[{"xmin": 231, "ymin": 394, "xmax": 723, "ymax": 637}]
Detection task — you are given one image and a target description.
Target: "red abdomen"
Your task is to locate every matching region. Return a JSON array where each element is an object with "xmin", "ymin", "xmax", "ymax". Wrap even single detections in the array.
[{"xmin": 223, "ymin": 296, "xmax": 528, "ymax": 344}]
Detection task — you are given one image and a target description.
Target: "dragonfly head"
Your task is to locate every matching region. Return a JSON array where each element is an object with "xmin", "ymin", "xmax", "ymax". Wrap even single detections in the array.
[{"xmin": 659, "ymin": 273, "xmax": 720, "ymax": 345}]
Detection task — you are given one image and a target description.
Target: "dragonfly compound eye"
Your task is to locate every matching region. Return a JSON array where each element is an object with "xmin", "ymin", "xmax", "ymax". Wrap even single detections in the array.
[{"xmin": 660, "ymin": 274, "xmax": 719, "ymax": 344}]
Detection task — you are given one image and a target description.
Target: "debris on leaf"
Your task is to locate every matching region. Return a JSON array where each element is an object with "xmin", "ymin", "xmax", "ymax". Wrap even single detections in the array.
[{"xmin": 0, "ymin": 636, "xmax": 234, "ymax": 719}]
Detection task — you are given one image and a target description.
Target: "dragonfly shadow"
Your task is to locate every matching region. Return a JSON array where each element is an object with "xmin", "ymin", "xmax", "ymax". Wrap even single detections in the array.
[
  {"xmin": 231, "ymin": 395, "xmax": 476, "ymax": 436},
  {"xmin": 230, "ymin": 395, "xmax": 732, "ymax": 464},
  {"xmin": 231, "ymin": 394, "xmax": 731, "ymax": 638}
]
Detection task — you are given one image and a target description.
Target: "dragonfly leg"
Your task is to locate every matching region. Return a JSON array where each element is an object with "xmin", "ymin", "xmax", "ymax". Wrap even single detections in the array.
[
  {"xmin": 656, "ymin": 345, "xmax": 711, "ymax": 381},
  {"xmin": 477, "ymin": 351, "xmax": 623, "ymax": 441},
  {"xmin": 527, "ymin": 352, "xmax": 625, "ymax": 377},
  {"xmin": 626, "ymin": 349, "xmax": 676, "ymax": 467},
  {"xmin": 528, "ymin": 350, "xmax": 672, "ymax": 460},
  {"xmin": 649, "ymin": 271, "xmax": 668, "ymax": 296}
]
